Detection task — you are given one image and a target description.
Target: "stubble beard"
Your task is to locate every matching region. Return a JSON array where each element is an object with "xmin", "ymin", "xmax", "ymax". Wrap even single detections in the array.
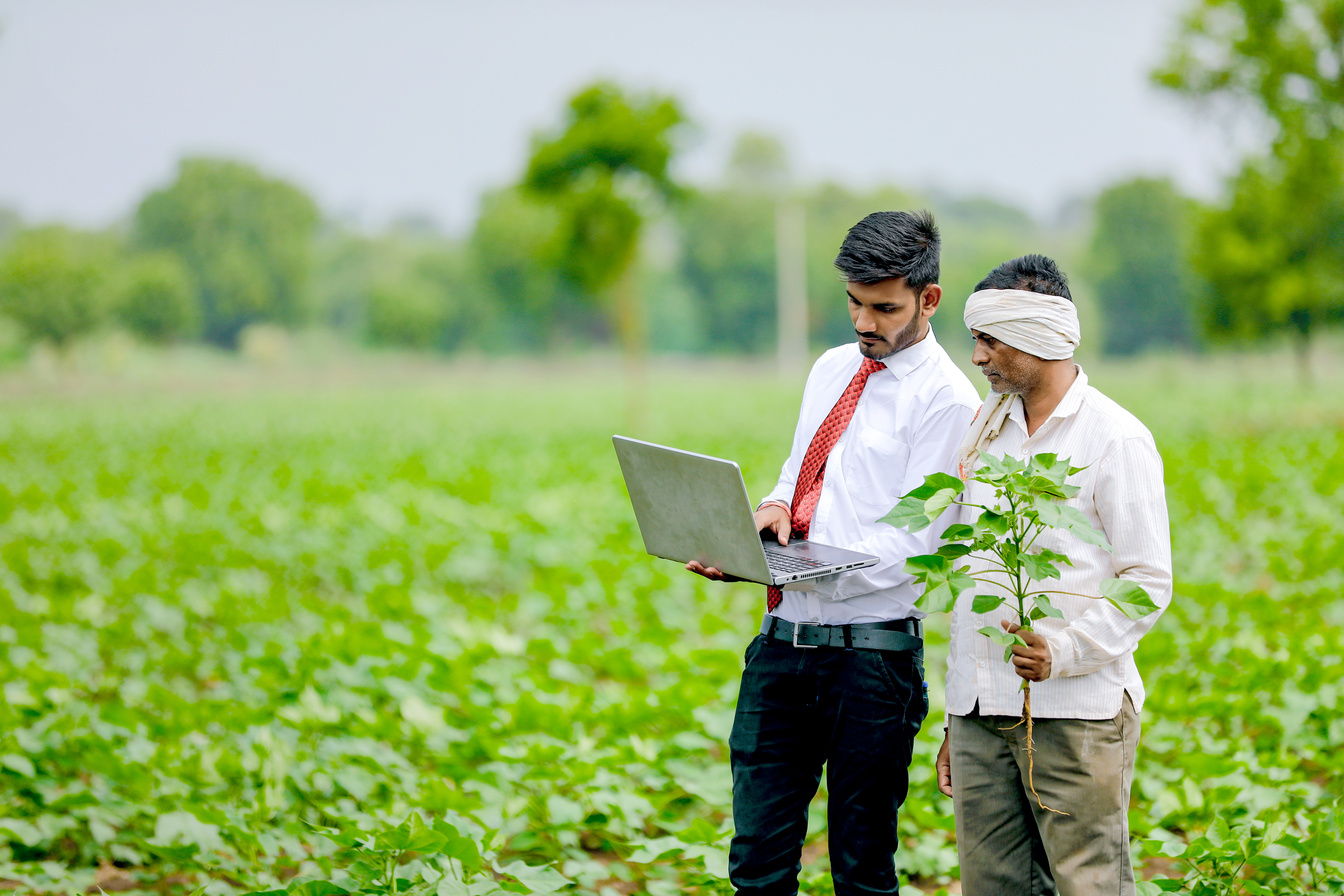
[{"xmin": 858, "ymin": 312, "xmax": 924, "ymax": 361}]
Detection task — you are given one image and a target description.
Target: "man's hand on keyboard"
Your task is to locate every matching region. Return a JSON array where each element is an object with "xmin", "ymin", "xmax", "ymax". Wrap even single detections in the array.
[{"xmin": 755, "ymin": 503, "xmax": 791, "ymax": 545}]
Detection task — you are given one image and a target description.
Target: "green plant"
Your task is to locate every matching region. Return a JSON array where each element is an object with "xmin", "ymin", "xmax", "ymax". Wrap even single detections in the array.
[{"xmin": 882, "ymin": 453, "xmax": 1159, "ymax": 812}]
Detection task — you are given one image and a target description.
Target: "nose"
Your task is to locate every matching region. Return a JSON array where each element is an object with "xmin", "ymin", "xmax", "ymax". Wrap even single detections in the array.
[
  {"xmin": 971, "ymin": 341, "xmax": 988, "ymax": 366},
  {"xmin": 854, "ymin": 307, "xmax": 875, "ymax": 334}
]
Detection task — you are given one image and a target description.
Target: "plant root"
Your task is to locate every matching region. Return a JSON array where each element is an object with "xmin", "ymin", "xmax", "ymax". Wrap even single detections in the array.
[{"xmin": 1021, "ymin": 681, "xmax": 1068, "ymax": 817}]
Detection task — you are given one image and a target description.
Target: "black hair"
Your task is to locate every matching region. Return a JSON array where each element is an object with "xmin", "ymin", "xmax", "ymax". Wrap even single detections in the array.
[
  {"xmin": 974, "ymin": 254, "xmax": 1073, "ymax": 302},
  {"xmin": 833, "ymin": 210, "xmax": 940, "ymax": 290}
]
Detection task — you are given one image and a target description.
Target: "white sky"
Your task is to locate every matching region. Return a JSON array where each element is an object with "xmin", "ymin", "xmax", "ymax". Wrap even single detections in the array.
[{"xmin": 0, "ymin": 0, "xmax": 1259, "ymax": 234}]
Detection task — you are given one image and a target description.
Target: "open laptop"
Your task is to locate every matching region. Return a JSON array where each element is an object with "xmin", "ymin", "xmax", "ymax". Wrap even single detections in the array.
[{"xmin": 612, "ymin": 435, "xmax": 879, "ymax": 587}]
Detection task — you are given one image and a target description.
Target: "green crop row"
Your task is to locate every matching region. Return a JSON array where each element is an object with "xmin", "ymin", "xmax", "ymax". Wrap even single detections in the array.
[{"xmin": 0, "ymin": 362, "xmax": 1342, "ymax": 895}]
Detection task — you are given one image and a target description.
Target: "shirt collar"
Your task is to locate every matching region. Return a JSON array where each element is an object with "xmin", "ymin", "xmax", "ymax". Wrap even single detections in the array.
[{"xmin": 876, "ymin": 324, "xmax": 940, "ymax": 380}]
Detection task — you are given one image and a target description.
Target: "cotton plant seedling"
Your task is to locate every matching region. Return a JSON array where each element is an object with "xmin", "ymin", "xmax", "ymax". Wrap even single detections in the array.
[{"xmin": 881, "ymin": 453, "xmax": 1159, "ymax": 814}]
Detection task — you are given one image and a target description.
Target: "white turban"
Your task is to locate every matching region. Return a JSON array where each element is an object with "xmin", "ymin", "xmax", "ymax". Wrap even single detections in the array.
[
  {"xmin": 962, "ymin": 288, "xmax": 1080, "ymax": 360},
  {"xmin": 956, "ymin": 288, "xmax": 1080, "ymax": 478}
]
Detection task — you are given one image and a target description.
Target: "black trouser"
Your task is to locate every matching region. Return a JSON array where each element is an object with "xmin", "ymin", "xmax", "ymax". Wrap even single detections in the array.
[{"xmin": 727, "ymin": 632, "xmax": 928, "ymax": 895}]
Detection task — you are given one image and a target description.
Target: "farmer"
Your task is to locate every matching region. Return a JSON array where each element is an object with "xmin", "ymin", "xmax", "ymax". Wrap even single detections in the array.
[
  {"xmin": 939, "ymin": 255, "xmax": 1173, "ymax": 895},
  {"xmin": 688, "ymin": 210, "xmax": 979, "ymax": 895}
]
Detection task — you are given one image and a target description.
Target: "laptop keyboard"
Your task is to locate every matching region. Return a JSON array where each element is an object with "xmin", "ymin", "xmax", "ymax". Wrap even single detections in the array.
[{"xmin": 764, "ymin": 550, "xmax": 829, "ymax": 572}]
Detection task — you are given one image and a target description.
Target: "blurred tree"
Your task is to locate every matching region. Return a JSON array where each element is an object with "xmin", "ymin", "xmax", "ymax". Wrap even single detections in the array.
[
  {"xmin": 1157, "ymin": 0, "xmax": 1344, "ymax": 375},
  {"xmin": 523, "ymin": 81, "xmax": 686, "ymax": 360},
  {"xmin": 365, "ymin": 274, "xmax": 447, "ymax": 350},
  {"xmin": 313, "ymin": 225, "xmax": 486, "ymax": 352},
  {"xmin": 1154, "ymin": 0, "xmax": 1344, "ymax": 146},
  {"xmin": 0, "ymin": 207, "xmax": 22, "ymax": 247},
  {"xmin": 1193, "ymin": 136, "xmax": 1344, "ymax": 379},
  {"xmin": 0, "ymin": 226, "xmax": 112, "ymax": 348},
  {"xmin": 411, "ymin": 246, "xmax": 484, "ymax": 351},
  {"xmin": 469, "ymin": 186, "xmax": 594, "ymax": 348},
  {"xmin": 133, "ymin": 158, "xmax": 320, "ymax": 348},
  {"xmin": 113, "ymin": 252, "xmax": 200, "ymax": 343},
  {"xmin": 677, "ymin": 189, "xmax": 775, "ymax": 353},
  {"xmin": 1087, "ymin": 177, "xmax": 1199, "ymax": 355},
  {"xmin": 726, "ymin": 131, "xmax": 790, "ymax": 193}
]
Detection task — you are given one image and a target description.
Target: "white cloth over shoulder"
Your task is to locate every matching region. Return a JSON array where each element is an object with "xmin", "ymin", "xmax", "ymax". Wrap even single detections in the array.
[{"xmin": 963, "ymin": 288, "xmax": 1080, "ymax": 361}]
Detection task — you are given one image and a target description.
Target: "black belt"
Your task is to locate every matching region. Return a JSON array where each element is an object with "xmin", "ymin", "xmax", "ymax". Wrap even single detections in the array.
[{"xmin": 760, "ymin": 615, "xmax": 923, "ymax": 652}]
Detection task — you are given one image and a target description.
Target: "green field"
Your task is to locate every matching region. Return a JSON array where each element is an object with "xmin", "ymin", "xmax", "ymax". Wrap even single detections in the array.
[{"xmin": 2, "ymin": 351, "xmax": 1344, "ymax": 896}]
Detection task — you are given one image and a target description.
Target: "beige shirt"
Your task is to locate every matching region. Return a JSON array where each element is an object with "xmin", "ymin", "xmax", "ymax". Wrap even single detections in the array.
[{"xmin": 944, "ymin": 368, "xmax": 1173, "ymax": 720}]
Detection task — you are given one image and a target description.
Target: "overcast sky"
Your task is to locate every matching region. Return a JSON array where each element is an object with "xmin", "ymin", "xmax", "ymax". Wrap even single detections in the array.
[{"xmin": 0, "ymin": 0, "xmax": 1260, "ymax": 234}]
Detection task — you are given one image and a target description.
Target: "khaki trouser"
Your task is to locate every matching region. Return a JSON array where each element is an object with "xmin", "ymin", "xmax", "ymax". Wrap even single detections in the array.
[{"xmin": 949, "ymin": 695, "xmax": 1140, "ymax": 896}]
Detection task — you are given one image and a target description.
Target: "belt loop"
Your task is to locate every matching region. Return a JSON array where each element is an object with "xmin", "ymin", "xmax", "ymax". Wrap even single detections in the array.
[{"xmin": 842, "ymin": 624, "xmax": 853, "ymax": 651}]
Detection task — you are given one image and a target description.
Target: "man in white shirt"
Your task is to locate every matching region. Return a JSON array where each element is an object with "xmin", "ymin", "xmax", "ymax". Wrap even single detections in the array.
[
  {"xmin": 690, "ymin": 210, "xmax": 979, "ymax": 895},
  {"xmin": 938, "ymin": 255, "xmax": 1173, "ymax": 896}
]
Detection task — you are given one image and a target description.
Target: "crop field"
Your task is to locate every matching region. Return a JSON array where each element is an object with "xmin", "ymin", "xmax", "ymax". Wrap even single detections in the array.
[{"xmin": 2, "ymin": 352, "xmax": 1344, "ymax": 896}]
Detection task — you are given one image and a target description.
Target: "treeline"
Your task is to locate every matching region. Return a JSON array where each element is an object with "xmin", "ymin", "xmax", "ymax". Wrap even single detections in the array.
[
  {"xmin": 0, "ymin": 151, "xmax": 1210, "ymax": 362},
  {"xmin": 8, "ymin": 0, "xmax": 1344, "ymax": 373}
]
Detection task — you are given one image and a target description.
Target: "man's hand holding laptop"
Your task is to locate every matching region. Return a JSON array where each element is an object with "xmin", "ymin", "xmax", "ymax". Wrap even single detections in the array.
[{"xmin": 686, "ymin": 502, "xmax": 791, "ymax": 581}]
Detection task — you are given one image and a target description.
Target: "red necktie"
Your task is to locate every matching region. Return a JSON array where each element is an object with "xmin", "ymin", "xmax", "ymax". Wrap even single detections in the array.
[{"xmin": 767, "ymin": 357, "xmax": 885, "ymax": 611}]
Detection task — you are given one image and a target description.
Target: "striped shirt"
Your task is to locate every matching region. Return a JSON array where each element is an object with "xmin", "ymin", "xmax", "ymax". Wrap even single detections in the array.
[{"xmin": 944, "ymin": 367, "xmax": 1173, "ymax": 720}]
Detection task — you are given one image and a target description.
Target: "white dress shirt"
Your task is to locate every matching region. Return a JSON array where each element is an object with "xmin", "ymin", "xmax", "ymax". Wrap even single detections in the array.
[
  {"xmin": 760, "ymin": 328, "xmax": 980, "ymax": 626},
  {"xmin": 945, "ymin": 367, "xmax": 1173, "ymax": 720}
]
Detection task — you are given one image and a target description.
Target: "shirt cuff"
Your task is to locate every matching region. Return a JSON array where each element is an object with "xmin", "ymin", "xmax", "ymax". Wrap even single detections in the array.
[{"xmin": 1043, "ymin": 632, "xmax": 1077, "ymax": 679}]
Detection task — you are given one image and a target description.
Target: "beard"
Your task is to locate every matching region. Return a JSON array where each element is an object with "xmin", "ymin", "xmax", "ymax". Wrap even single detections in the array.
[{"xmin": 858, "ymin": 311, "xmax": 924, "ymax": 360}]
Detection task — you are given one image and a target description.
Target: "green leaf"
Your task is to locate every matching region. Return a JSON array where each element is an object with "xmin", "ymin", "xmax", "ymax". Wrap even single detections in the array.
[
  {"xmin": 936, "ymin": 543, "xmax": 972, "ymax": 559},
  {"xmin": 977, "ymin": 510, "xmax": 1010, "ymax": 537},
  {"xmin": 974, "ymin": 454, "xmax": 1024, "ymax": 481},
  {"xmin": 1019, "ymin": 552, "xmax": 1061, "ymax": 581},
  {"xmin": 971, "ymin": 593, "xmax": 1004, "ymax": 614},
  {"xmin": 1100, "ymin": 579, "xmax": 1159, "ymax": 619},
  {"xmin": 879, "ymin": 492, "xmax": 938, "ymax": 532},
  {"xmin": 287, "ymin": 882, "xmax": 351, "ymax": 896},
  {"xmin": 978, "ymin": 625, "xmax": 1026, "ymax": 648},
  {"xmin": 922, "ymin": 471, "xmax": 966, "ymax": 494},
  {"xmin": 904, "ymin": 553, "xmax": 951, "ymax": 581},
  {"xmin": 0, "ymin": 818, "xmax": 43, "ymax": 847},
  {"xmin": 917, "ymin": 570, "xmax": 977, "ymax": 615},
  {"xmin": 492, "ymin": 860, "xmax": 571, "ymax": 896},
  {"xmin": 1, "ymin": 754, "xmax": 35, "ymax": 778},
  {"xmin": 923, "ymin": 488, "xmax": 958, "ymax": 519},
  {"xmin": 1032, "ymin": 594, "xmax": 1064, "ymax": 618},
  {"xmin": 1033, "ymin": 498, "xmax": 1114, "ymax": 551},
  {"xmin": 940, "ymin": 523, "xmax": 975, "ymax": 541}
]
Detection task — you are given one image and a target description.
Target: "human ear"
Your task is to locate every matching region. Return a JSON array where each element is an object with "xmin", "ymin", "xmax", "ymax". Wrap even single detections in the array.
[{"xmin": 920, "ymin": 284, "xmax": 943, "ymax": 316}]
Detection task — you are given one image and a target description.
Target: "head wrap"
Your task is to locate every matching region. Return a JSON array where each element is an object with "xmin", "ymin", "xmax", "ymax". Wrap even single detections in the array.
[
  {"xmin": 962, "ymin": 288, "xmax": 1080, "ymax": 361},
  {"xmin": 956, "ymin": 288, "xmax": 1080, "ymax": 478}
]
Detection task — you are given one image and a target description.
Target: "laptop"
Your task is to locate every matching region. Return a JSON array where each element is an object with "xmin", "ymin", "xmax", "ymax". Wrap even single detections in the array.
[{"xmin": 612, "ymin": 435, "xmax": 879, "ymax": 587}]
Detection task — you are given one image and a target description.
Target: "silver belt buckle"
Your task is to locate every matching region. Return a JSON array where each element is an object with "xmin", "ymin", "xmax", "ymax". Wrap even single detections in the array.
[{"xmin": 792, "ymin": 621, "xmax": 819, "ymax": 649}]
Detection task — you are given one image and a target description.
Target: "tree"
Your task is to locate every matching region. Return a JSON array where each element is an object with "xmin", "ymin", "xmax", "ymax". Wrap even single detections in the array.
[
  {"xmin": 112, "ymin": 252, "xmax": 200, "ymax": 343},
  {"xmin": 1156, "ymin": 0, "xmax": 1344, "ymax": 372},
  {"xmin": 1087, "ymin": 177, "xmax": 1200, "ymax": 355},
  {"xmin": 468, "ymin": 186, "xmax": 593, "ymax": 348},
  {"xmin": 1154, "ymin": 0, "xmax": 1344, "ymax": 146},
  {"xmin": 133, "ymin": 158, "xmax": 320, "ymax": 347},
  {"xmin": 522, "ymin": 81, "xmax": 686, "ymax": 361},
  {"xmin": 0, "ymin": 226, "xmax": 112, "ymax": 349},
  {"xmin": 364, "ymin": 275, "xmax": 448, "ymax": 350},
  {"xmin": 1193, "ymin": 136, "xmax": 1344, "ymax": 379},
  {"xmin": 676, "ymin": 189, "xmax": 776, "ymax": 353}
]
